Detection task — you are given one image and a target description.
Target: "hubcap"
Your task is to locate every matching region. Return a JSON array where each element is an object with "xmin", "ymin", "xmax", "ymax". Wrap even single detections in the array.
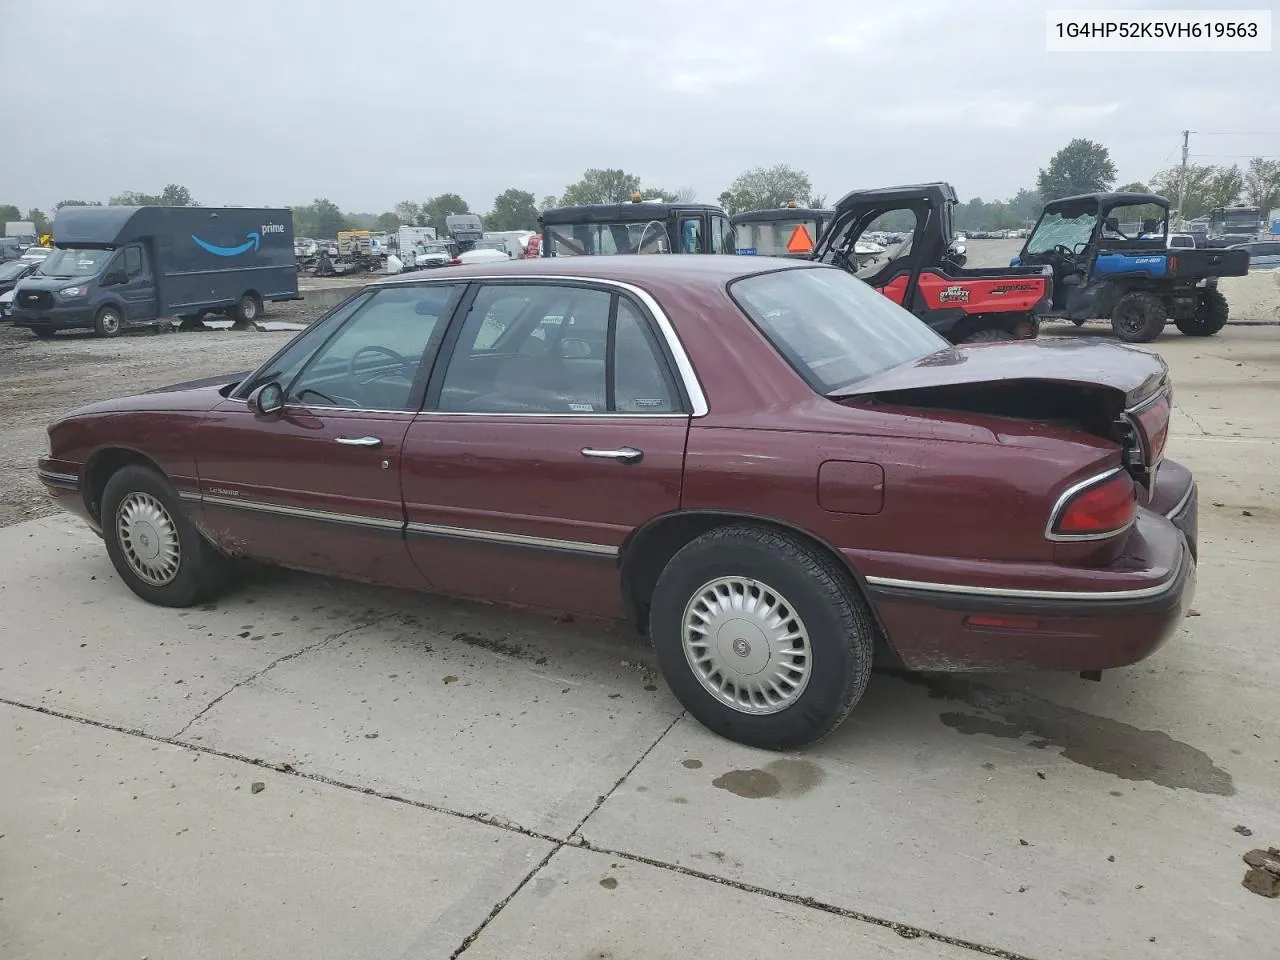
[
  {"xmin": 681, "ymin": 576, "xmax": 812, "ymax": 715},
  {"xmin": 115, "ymin": 492, "xmax": 181, "ymax": 586},
  {"xmin": 242, "ymin": 298, "xmax": 258, "ymax": 320},
  {"xmin": 102, "ymin": 312, "xmax": 120, "ymax": 333}
]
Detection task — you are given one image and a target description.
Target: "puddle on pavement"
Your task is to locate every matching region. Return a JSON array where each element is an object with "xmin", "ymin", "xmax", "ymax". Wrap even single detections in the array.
[
  {"xmin": 901, "ymin": 673, "xmax": 1234, "ymax": 796},
  {"xmin": 712, "ymin": 758, "xmax": 825, "ymax": 799}
]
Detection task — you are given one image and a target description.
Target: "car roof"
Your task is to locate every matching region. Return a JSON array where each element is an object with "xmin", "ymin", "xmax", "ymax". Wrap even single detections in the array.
[{"xmin": 370, "ymin": 253, "xmax": 810, "ymax": 288}]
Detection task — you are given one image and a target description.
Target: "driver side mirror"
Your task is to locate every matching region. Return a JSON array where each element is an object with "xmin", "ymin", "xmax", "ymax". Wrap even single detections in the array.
[{"xmin": 247, "ymin": 381, "xmax": 284, "ymax": 417}]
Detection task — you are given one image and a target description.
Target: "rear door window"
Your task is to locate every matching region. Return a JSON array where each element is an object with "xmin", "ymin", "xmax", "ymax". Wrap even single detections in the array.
[{"xmin": 436, "ymin": 283, "xmax": 682, "ymax": 414}]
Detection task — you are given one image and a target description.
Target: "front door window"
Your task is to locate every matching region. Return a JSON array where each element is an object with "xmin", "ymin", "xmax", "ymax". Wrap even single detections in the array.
[{"xmin": 285, "ymin": 284, "xmax": 462, "ymax": 411}]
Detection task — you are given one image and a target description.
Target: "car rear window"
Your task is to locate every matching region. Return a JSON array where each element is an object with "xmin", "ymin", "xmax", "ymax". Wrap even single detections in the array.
[{"xmin": 729, "ymin": 266, "xmax": 947, "ymax": 393}]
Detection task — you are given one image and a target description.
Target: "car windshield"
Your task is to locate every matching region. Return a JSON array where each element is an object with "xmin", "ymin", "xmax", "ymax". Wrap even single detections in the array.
[
  {"xmin": 38, "ymin": 248, "xmax": 112, "ymax": 278},
  {"xmin": 730, "ymin": 266, "xmax": 948, "ymax": 393},
  {"xmin": 472, "ymin": 240, "xmax": 507, "ymax": 251},
  {"xmin": 422, "ymin": 243, "xmax": 449, "ymax": 254},
  {"xmin": 544, "ymin": 220, "xmax": 670, "ymax": 256},
  {"xmin": 734, "ymin": 218, "xmax": 821, "ymax": 256},
  {"xmin": 1026, "ymin": 208, "xmax": 1096, "ymax": 254},
  {"xmin": 0, "ymin": 261, "xmax": 29, "ymax": 280}
]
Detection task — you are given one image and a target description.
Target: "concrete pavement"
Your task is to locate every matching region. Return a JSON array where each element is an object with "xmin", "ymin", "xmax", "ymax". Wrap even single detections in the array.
[{"xmin": 2, "ymin": 327, "xmax": 1278, "ymax": 959}]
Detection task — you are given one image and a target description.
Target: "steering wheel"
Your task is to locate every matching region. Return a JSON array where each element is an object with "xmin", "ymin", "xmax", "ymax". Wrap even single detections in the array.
[
  {"xmin": 1052, "ymin": 244, "xmax": 1077, "ymax": 258},
  {"xmin": 349, "ymin": 345, "xmax": 415, "ymax": 384}
]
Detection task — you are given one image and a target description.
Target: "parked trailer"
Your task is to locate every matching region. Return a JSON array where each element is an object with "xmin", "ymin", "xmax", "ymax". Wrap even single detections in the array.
[{"xmin": 12, "ymin": 206, "xmax": 298, "ymax": 338}]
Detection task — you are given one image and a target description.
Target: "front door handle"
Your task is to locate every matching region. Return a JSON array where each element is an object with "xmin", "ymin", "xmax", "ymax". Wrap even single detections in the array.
[
  {"xmin": 581, "ymin": 446, "xmax": 643, "ymax": 463},
  {"xmin": 335, "ymin": 436, "xmax": 382, "ymax": 447}
]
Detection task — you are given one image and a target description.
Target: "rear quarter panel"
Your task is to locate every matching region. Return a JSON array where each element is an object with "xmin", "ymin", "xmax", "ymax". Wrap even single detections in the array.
[{"xmin": 681, "ymin": 399, "xmax": 1122, "ymax": 584}]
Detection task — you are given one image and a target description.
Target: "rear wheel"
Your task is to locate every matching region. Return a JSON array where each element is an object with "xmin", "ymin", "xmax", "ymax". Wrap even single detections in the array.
[
  {"xmin": 94, "ymin": 306, "xmax": 123, "ymax": 338},
  {"xmin": 649, "ymin": 524, "xmax": 876, "ymax": 750},
  {"xmin": 231, "ymin": 292, "xmax": 262, "ymax": 328},
  {"xmin": 1175, "ymin": 288, "xmax": 1228, "ymax": 337},
  {"xmin": 1110, "ymin": 292, "xmax": 1166, "ymax": 343},
  {"xmin": 101, "ymin": 465, "xmax": 231, "ymax": 607}
]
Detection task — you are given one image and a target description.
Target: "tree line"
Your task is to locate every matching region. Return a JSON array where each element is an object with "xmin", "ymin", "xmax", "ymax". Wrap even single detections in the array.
[{"xmin": 7, "ymin": 142, "xmax": 1279, "ymax": 241}]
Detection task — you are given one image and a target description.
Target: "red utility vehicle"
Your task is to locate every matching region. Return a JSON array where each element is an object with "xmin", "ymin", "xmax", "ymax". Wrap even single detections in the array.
[
  {"xmin": 813, "ymin": 183, "xmax": 1054, "ymax": 343},
  {"xmin": 39, "ymin": 256, "xmax": 1196, "ymax": 749}
]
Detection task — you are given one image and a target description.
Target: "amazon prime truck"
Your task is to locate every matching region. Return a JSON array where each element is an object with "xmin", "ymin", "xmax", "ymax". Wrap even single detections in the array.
[{"xmin": 12, "ymin": 206, "xmax": 298, "ymax": 338}]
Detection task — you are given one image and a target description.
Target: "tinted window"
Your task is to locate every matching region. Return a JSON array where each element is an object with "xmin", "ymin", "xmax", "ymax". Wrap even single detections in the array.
[
  {"xmin": 124, "ymin": 246, "xmax": 143, "ymax": 277},
  {"xmin": 730, "ymin": 266, "xmax": 947, "ymax": 393},
  {"xmin": 285, "ymin": 284, "xmax": 460, "ymax": 410}
]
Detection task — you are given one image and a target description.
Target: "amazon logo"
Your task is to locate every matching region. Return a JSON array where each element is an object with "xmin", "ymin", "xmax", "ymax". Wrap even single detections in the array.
[{"xmin": 191, "ymin": 223, "xmax": 284, "ymax": 257}]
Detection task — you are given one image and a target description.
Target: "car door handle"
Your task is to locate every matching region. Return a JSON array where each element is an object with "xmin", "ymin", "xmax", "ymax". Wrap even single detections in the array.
[
  {"xmin": 335, "ymin": 436, "xmax": 382, "ymax": 447},
  {"xmin": 581, "ymin": 446, "xmax": 643, "ymax": 463}
]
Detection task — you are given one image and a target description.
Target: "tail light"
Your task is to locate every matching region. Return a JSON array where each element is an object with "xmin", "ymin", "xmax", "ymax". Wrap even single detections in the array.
[
  {"xmin": 1128, "ymin": 390, "xmax": 1170, "ymax": 467},
  {"xmin": 448, "ymin": 257, "xmax": 461, "ymax": 265},
  {"xmin": 1047, "ymin": 469, "xmax": 1136, "ymax": 541}
]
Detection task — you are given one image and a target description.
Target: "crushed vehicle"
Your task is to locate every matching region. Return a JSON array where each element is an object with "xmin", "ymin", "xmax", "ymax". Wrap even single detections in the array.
[
  {"xmin": 1012, "ymin": 191, "xmax": 1251, "ymax": 342},
  {"xmin": 812, "ymin": 182, "xmax": 1053, "ymax": 343},
  {"xmin": 539, "ymin": 196, "xmax": 736, "ymax": 256},
  {"xmin": 40, "ymin": 256, "xmax": 1195, "ymax": 751},
  {"xmin": 12, "ymin": 205, "xmax": 299, "ymax": 337}
]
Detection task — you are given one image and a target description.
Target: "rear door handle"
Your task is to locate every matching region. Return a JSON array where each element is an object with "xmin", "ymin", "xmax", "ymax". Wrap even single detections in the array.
[
  {"xmin": 581, "ymin": 446, "xmax": 643, "ymax": 463},
  {"xmin": 335, "ymin": 436, "xmax": 382, "ymax": 447}
]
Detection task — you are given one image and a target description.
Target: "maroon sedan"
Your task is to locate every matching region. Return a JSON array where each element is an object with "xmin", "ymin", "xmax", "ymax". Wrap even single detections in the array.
[{"xmin": 38, "ymin": 256, "xmax": 1197, "ymax": 749}]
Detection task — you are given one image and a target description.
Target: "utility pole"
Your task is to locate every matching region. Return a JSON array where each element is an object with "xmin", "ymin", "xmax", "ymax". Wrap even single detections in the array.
[{"xmin": 1176, "ymin": 129, "xmax": 1190, "ymax": 225}]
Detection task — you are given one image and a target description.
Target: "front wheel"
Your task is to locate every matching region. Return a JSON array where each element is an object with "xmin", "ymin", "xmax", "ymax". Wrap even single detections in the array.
[
  {"xmin": 1175, "ymin": 288, "xmax": 1229, "ymax": 337},
  {"xmin": 649, "ymin": 524, "xmax": 876, "ymax": 750},
  {"xmin": 94, "ymin": 306, "xmax": 123, "ymax": 338},
  {"xmin": 1110, "ymin": 292, "xmax": 1166, "ymax": 343},
  {"xmin": 101, "ymin": 465, "xmax": 231, "ymax": 607}
]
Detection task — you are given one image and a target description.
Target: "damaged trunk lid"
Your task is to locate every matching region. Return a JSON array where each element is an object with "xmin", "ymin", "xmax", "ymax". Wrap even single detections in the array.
[{"xmin": 831, "ymin": 337, "xmax": 1172, "ymax": 482}]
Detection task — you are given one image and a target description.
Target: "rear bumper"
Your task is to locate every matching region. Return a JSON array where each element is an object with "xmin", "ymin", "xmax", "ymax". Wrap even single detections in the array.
[
  {"xmin": 859, "ymin": 509, "xmax": 1196, "ymax": 673},
  {"xmin": 13, "ymin": 304, "xmax": 94, "ymax": 330}
]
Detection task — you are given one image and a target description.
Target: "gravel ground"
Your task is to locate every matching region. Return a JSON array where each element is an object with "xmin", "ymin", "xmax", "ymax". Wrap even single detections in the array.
[{"xmin": 0, "ymin": 310, "xmax": 310, "ymax": 527}]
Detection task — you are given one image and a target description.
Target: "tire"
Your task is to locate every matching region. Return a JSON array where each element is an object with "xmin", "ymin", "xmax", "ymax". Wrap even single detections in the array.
[
  {"xmin": 961, "ymin": 327, "xmax": 1016, "ymax": 344},
  {"xmin": 1175, "ymin": 288, "xmax": 1228, "ymax": 337},
  {"xmin": 94, "ymin": 305, "xmax": 124, "ymax": 338},
  {"xmin": 649, "ymin": 524, "xmax": 877, "ymax": 750},
  {"xmin": 231, "ymin": 292, "xmax": 262, "ymax": 328},
  {"xmin": 1110, "ymin": 292, "xmax": 1166, "ymax": 343},
  {"xmin": 101, "ymin": 465, "xmax": 231, "ymax": 608}
]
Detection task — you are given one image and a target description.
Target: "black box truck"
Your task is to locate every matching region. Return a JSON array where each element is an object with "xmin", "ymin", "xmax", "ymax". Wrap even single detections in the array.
[{"xmin": 12, "ymin": 206, "xmax": 299, "ymax": 338}]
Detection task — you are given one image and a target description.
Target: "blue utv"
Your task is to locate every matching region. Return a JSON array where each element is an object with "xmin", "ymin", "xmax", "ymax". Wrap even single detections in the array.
[{"xmin": 1012, "ymin": 191, "xmax": 1250, "ymax": 343}]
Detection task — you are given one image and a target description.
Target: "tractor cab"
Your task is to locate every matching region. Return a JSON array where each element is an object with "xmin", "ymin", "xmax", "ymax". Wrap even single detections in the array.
[
  {"xmin": 811, "ymin": 182, "xmax": 1052, "ymax": 344},
  {"xmin": 730, "ymin": 203, "xmax": 833, "ymax": 258},
  {"xmin": 539, "ymin": 196, "xmax": 736, "ymax": 257}
]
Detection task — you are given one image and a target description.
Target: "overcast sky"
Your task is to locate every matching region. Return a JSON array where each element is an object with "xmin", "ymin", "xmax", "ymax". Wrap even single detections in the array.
[{"xmin": 5, "ymin": 0, "xmax": 1278, "ymax": 214}]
